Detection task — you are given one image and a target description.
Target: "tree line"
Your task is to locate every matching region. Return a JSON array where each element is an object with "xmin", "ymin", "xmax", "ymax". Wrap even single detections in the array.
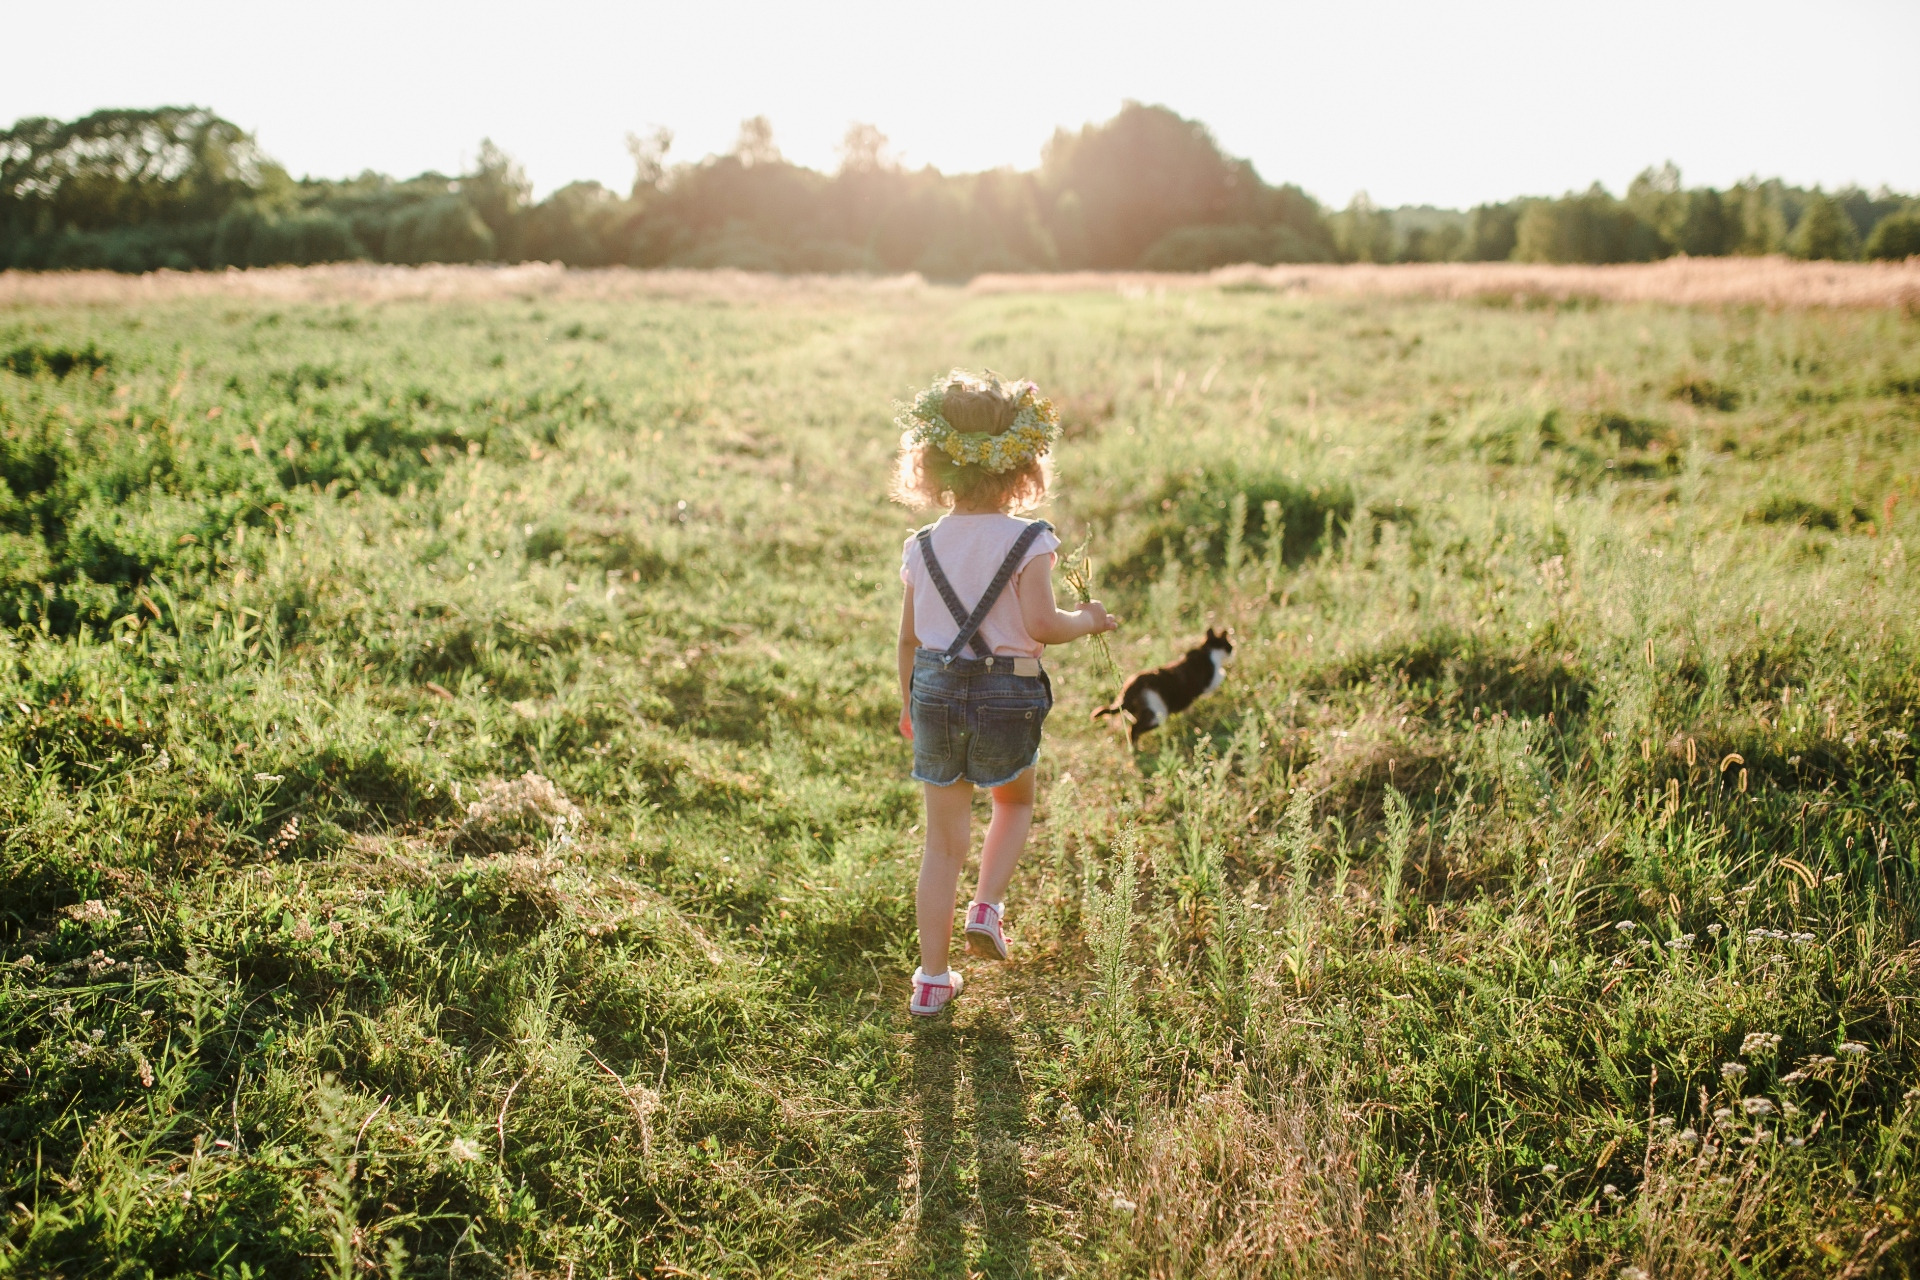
[{"xmin": 2, "ymin": 104, "xmax": 1915, "ymax": 277}]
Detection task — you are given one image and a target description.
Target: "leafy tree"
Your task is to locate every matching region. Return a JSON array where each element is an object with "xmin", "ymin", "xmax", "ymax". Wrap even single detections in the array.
[
  {"xmin": 1464, "ymin": 203, "xmax": 1521, "ymax": 261},
  {"xmin": 211, "ymin": 205, "xmax": 361, "ymax": 267},
  {"xmin": 0, "ymin": 107, "xmax": 286, "ymax": 239},
  {"xmin": 1515, "ymin": 185, "xmax": 1665, "ymax": 263},
  {"xmin": 625, "ymin": 128, "xmax": 673, "ymax": 197},
  {"xmin": 1726, "ymin": 180, "xmax": 1790, "ymax": 255},
  {"xmin": 1040, "ymin": 102, "xmax": 1269, "ymax": 268},
  {"xmin": 732, "ymin": 117, "xmax": 781, "ymax": 169},
  {"xmin": 1330, "ymin": 193, "xmax": 1395, "ymax": 263},
  {"xmin": 521, "ymin": 182, "xmax": 624, "ymax": 266},
  {"xmin": 1789, "ymin": 191, "xmax": 1861, "ymax": 260},
  {"xmin": 462, "ymin": 139, "xmax": 529, "ymax": 258},
  {"xmin": 1864, "ymin": 208, "xmax": 1920, "ymax": 260},
  {"xmin": 383, "ymin": 196, "xmax": 494, "ymax": 264},
  {"xmin": 836, "ymin": 123, "xmax": 898, "ymax": 176}
]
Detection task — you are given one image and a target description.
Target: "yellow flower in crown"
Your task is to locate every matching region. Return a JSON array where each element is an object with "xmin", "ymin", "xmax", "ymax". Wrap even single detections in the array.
[{"xmin": 896, "ymin": 372, "xmax": 1061, "ymax": 473}]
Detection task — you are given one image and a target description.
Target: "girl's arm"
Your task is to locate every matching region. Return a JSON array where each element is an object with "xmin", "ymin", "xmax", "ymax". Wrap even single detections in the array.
[
  {"xmin": 897, "ymin": 586, "xmax": 917, "ymax": 739},
  {"xmin": 1016, "ymin": 554, "xmax": 1119, "ymax": 645}
]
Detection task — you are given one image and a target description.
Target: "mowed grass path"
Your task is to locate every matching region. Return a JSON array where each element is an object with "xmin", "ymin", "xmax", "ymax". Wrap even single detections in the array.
[{"xmin": 1, "ymin": 276, "xmax": 1919, "ymax": 1277}]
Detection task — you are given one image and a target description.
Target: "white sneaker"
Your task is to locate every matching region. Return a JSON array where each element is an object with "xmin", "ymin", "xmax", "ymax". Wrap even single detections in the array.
[
  {"xmin": 964, "ymin": 901, "xmax": 1009, "ymax": 961},
  {"xmin": 908, "ymin": 967, "xmax": 963, "ymax": 1017}
]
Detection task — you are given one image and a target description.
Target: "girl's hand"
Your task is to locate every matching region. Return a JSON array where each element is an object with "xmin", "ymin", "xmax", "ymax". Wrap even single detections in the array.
[
  {"xmin": 1079, "ymin": 601, "xmax": 1120, "ymax": 636},
  {"xmin": 899, "ymin": 706, "xmax": 914, "ymax": 740}
]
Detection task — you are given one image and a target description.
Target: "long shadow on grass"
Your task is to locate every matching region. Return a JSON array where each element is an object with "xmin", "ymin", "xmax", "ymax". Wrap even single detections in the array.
[
  {"xmin": 912, "ymin": 1016, "xmax": 1032, "ymax": 1278},
  {"xmin": 969, "ymin": 1022, "xmax": 1032, "ymax": 1278},
  {"xmin": 913, "ymin": 1023, "xmax": 964, "ymax": 1275}
]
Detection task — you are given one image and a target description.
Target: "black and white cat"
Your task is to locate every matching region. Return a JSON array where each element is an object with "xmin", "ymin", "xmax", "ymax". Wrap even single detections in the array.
[{"xmin": 1092, "ymin": 627, "xmax": 1234, "ymax": 747}]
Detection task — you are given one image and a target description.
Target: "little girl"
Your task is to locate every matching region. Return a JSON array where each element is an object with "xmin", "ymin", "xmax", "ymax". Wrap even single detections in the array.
[{"xmin": 892, "ymin": 370, "xmax": 1118, "ymax": 1017}]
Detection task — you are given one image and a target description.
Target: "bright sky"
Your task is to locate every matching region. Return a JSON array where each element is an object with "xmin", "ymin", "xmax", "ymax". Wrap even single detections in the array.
[{"xmin": 7, "ymin": 0, "xmax": 1916, "ymax": 209}]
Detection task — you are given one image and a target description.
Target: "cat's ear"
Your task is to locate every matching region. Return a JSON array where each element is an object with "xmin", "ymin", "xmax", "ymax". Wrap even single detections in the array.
[{"xmin": 1205, "ymin": 626, "xmax": 1218, "ymax": 639}]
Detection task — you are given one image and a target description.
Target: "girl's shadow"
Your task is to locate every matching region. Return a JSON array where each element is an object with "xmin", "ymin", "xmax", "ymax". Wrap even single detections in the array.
[{"xmin": 912, "ymin": 1017, "xmax": 1032, "ymax": 1278}]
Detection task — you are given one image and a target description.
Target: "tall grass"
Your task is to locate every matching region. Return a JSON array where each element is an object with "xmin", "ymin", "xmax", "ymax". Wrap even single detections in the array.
[{"xmin": 0, "ymin": 278, "xmax": 1916, "ymax": 1276}]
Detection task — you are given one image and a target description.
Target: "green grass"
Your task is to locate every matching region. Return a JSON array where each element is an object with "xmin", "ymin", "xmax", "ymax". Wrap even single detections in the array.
[{"xmin": 1, "ymin": 278, "xmax": 1919, "ymax": 1277}]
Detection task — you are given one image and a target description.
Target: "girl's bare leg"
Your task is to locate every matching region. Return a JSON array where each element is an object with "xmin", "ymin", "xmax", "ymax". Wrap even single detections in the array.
[
  {"xmin": 973, "ymin": 767, "xmax": 1035, "ymax": 908},
  {"xmin": 918, "ymin": 780, "xmax": 974, "ymax": 975}
]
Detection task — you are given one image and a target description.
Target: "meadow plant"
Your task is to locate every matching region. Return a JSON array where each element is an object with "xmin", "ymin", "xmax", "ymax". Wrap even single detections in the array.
[
  {"xmin": 1084, "ymin": 827, "xmax": 1143, "ymax": 1036},
  {"xmin": 1380, "ymin": 783, "xmax": 1412, "ymax": 941}
]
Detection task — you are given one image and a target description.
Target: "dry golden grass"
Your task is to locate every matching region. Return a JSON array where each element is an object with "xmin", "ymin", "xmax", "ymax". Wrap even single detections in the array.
[
  {"xmin": 978, "ymin": 256, "xmax": 1920, "ymax": 309},
  {"xmin": 3, "ymin": 254, "xmax": 1916, "ymax": 310},
  {"xmin": 1099, "ymin": 1085, "xmax": 1482, "ymax": 1277},
  {"xmin": 0, "ymin": 262, "xmax": 920, "ymax": 307}
]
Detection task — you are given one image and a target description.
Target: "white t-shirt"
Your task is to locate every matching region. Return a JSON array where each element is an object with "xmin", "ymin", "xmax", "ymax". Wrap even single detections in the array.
[{"xmin": 900, "ymin": 514, "xmax": 1061, "ymax": 659}]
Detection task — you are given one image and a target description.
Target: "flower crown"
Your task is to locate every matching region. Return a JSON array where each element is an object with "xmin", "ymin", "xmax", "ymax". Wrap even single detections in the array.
[{"xmin": 896, "ymin": 372, "xmax": 1061, "ymax": 474}]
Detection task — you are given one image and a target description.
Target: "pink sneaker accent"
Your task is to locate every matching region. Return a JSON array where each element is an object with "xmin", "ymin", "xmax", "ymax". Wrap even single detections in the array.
[
  {"xmin": 909, "ymin": 967, "xmax": 963, "ymax": 1017},
  {"xmin": 964, "ymin": 901, "xmax": 1009, "ymax": 961}
]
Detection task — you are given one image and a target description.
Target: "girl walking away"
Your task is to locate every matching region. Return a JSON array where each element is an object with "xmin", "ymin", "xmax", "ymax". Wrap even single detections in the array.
[{"xmin": 892, "ymin": 370, "xmax": 1119, "ymax": 1017}]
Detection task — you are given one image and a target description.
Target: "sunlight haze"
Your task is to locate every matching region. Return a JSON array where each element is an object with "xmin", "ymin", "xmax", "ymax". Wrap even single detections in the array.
[{"xmin": 6, "ymin": 0, "xmax": 1917, "ymax": 208}]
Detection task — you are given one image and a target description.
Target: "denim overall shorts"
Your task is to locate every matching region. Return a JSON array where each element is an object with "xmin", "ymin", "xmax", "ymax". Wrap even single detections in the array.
[{"xmin": 909, "ymin": 520, "xmax": 1054, "ymax": 789}]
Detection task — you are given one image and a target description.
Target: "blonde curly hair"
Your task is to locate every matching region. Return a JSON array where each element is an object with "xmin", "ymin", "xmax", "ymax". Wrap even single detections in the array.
[{"xmin": 889, "ymin": 371, "xmax": 1054, "ymax": 512}]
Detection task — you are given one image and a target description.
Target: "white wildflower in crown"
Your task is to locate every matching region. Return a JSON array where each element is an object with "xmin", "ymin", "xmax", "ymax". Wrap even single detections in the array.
[{"xmin": 897, "ymin": 370, "xmax": 1061, "ymax": 474}]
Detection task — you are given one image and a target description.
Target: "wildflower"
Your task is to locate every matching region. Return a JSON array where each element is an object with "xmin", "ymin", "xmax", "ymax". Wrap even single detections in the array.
[
  {"xmin": 1905, "ymin": 1087, "xmax": 1920, "ymax": 1103},
  {"xmin": 1610, "ymin": 955, "xmax": 1629, "ymax": 970},
  {"xmin": 1837, "ymin": 1042, "xmax": 1868, "ymax": 1056},
  {"xmin": 1614, "ymin": 920, "xmax": 1636, "ymax": 932},
  {"xmin": 62, "ymin": 900, "xmax": 121, "ymax": 927},
  {"xmin": 1058, "ymin": 1099, "xmax": 1084, "ymax": 1126},
  {"xmin": 1790, "ymin": 932, "xmax": 1814, "ymax": 945},
  {"xmin": 1747, "ymin": 927, "xmax": 1767, "ymax": 940},
  {"xmin": 252, "ymin": 772, "xmax": 284, "ymax": 783},
  {"xmin": 1622, "ymin": 1268, "xmax": 1650, "ymax": 1280},
  {"xmin": 1713, "ymin": 1107, "xmax": 1733, "ymax": 1121},
  {"xmin": 1109, "ymin": 1192, "xmax": 1137, "ymax": 1212},
  {"xmin": 1541, "ymin": 1163, "xmax": 1559, "ymax": 1175},
  {"xmin": 1741, "ymin": 1032, "xmax": 1782, "ymax": 1056},
  {"xmin": 1786, "ymin": 1136, "xmax": 1805, "ymax": 1147},
  {"xmin": 1720, "ymin": 1062, "xmax": 1747, "ymax": 1081},
  {"xmin": 1707, "ymin": 923, "xmax": 1722, "ymax": 938},
  {"xmin": 1654, "ymin": 1116, "xmax": 1674, "ymax": 1129},
  {"xmin": 1742, "ymin": 1097, "xmax": 1775, "ymax": 1116},
  {"xmin": 1769, "ymin": 953, "xmax": 1787, "ymax": 964},
  {"xmin": 1602, "ymin": 1183, "xmax": 1622, "ymax": 1200},
  {"xmin": 449, "ymin": 1137, "xmax": 481, "ymax": 1162},
  {"xmin": 1665, "ymin": 934, "xmax": 1695, "ymax": 950},
  {"xmin": 1676, "ymin": 1128, "xmax": 1698, "ymax": 1145}
]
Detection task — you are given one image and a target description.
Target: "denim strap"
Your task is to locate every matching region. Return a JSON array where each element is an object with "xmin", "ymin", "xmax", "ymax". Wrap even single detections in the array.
[{"xmin": 916, "ymin": 520, "xmax": 1052, "ymax": 665}]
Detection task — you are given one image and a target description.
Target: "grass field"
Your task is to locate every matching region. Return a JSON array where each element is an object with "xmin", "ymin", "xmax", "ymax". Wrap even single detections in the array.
[{"xmin": 1, "ymin": 269, "xmax": 1918, "ymax": 1278}]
